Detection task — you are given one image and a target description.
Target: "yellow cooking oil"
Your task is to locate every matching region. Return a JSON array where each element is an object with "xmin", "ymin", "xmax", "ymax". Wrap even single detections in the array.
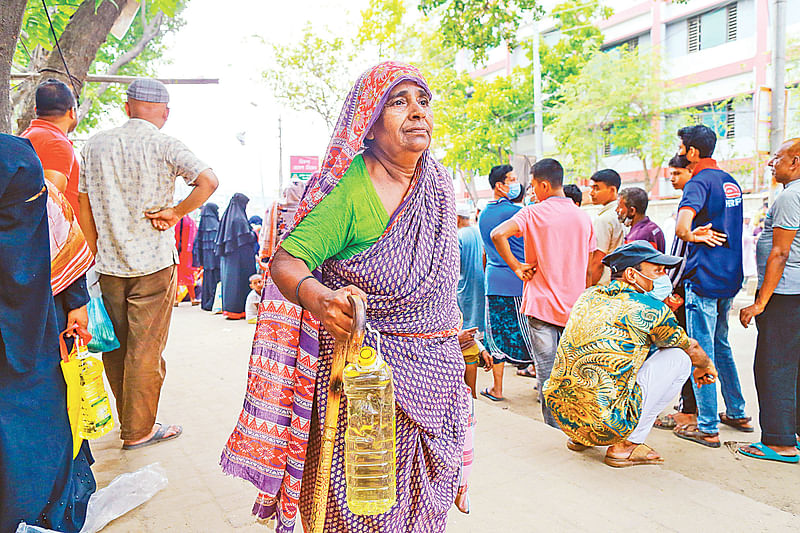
[
  {"xmin": 343, "ymin": 346, "xmax": 396, "ymax": 515},
  {"xmin": 76, "ymin": 342, "xmax": 114, "ymax": 440}
]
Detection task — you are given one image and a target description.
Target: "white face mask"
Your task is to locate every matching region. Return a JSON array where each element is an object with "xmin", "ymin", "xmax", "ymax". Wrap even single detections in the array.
[{"xmin": 631, "ymin": 270, "xmax": 672, "ymax": 301}]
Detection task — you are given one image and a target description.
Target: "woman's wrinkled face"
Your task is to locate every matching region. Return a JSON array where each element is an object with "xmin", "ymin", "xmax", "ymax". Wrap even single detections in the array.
[{"xmin": 368, "ymin": 81, "xmax": 433, "ymax": 157}]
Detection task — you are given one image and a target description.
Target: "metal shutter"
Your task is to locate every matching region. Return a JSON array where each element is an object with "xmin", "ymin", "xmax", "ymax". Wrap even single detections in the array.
[
  {"xmin": 725, "ymin": 101, "xmax": 735, "ymax": 139},
  {"xmin": 726, "ymin": 3, "xmax": 738, "ymax": 41},
  {"xmin": 688, "ymin": 16, "xmax": 701, "ymax": 53}
]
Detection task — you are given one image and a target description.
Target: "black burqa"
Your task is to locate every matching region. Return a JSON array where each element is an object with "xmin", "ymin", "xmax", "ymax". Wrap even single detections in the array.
[
  {"xmin": 0, "ymin": 134, "xmax": 95, "ymax": 532},
  {"xmin": 215, "ymin": 193, "xmax": 257, "ymax": 317},
  {"xmin": 193, "ymin": 203, "xmax": 221, "ymax": 311}
]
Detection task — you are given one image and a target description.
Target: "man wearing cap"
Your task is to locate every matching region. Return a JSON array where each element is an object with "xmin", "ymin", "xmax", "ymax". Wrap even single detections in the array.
[
  {"xmin": 543, "ymin": 241, "xmax": 717, "ymax": 467},
  {"xmin": 78, "ymin": 78, "xmax": 218, "ymax": 450}
]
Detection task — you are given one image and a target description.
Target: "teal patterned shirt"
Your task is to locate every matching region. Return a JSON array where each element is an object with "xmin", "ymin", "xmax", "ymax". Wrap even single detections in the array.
[{"xmin": 543, "ymin": 280, "xmax": 690, "ymax": 446}]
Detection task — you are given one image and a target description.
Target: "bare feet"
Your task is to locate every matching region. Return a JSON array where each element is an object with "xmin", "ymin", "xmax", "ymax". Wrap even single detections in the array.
[{"xmin": 454, "ymin": 487, "xmax": 470, "ymax": 514}]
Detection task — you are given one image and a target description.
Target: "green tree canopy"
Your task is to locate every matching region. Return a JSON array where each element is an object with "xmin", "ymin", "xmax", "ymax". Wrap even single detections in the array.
[
  {"xmin": 549, "ymin": 49, "xmax": 682, "ymax": 190},
  {"xmin": 418, "ymin": 0, "xmax": 543, "ymax": 63}
]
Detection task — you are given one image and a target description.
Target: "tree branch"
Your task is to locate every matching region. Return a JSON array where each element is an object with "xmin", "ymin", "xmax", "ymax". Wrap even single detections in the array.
[
  {"xmin": 0, "ymin": 0, "xmax": 28, "ymax": 133},
  {"xmin": 78, "ymin": 10, "xmax": 164, "ymax": 122}
]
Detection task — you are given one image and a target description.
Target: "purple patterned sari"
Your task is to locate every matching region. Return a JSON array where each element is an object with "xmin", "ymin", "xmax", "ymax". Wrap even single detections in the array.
[{"xmin": 221, "ymin": 62, "xmax": 469, "ymax": 533}]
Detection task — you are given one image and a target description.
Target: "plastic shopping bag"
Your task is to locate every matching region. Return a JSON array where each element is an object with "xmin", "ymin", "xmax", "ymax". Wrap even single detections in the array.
[
  {"xmin": 59, "ymin": 328, "xmax": 85, "ymax": 459},
  {"xmin": 212, "ymin": 281, "xmax": 223, "ymax": 314},
  {"xmin": 86, "ymin": 295, "xmax": 120, "ymax": 353}
]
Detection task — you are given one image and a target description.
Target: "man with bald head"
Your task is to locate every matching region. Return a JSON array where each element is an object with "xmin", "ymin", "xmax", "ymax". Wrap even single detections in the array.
[
  {"xmin": 737, "ymin": 138, "xmax": 800, "ymax": 463},
  {"xmin": 79, "ymin": 78, "xmax": 218, "ymax": 450}
]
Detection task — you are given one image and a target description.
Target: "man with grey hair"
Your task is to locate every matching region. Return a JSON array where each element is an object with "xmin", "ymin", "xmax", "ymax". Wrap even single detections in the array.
[
  {"xmin": 79, "ymin": 78, "xmax": 218, "ymax": 450},
  {"xmin": 617, "ymin": 186, "xmax": 665, "ymax": 252}
]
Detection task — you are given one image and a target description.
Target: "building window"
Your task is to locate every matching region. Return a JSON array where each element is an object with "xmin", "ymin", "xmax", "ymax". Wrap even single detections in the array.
[
  {"xmin": 687, "ymin": 2, "xmax": 738, "ymax": 53},
  {"xmin": 690, "ymin": 100, "xmax": 735, "ymax": 139},
  {"xmin": 725, "ymin": 101, "xmax": 736, "ymax": 139},
  {"xmin": 603, "ymin": 35, "xmax": 640, "ymax": 54}
]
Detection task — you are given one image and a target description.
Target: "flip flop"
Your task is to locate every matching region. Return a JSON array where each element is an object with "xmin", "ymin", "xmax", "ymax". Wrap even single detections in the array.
[
  {"xmin": 674, "ymin": 425, "xmax": 721, "ymax": 448},
  {"xmin": 122, "ymin": 423, "xmax": 183, "ymax": 450},
  {"xmin": 479, "ymin": 387, "xmax": 504, "ymax": 402},
  {"xmin": 516, "ymin": 366, "xmax": 536, "ymax": 378},
  {"xmin": 737, "ymin": 442, "xmax": 799, "ymax": 464},
  {"xmin": 604, "ymin": 444, "xmax": 664, "ymax": 468},
  {"xmin": 654, "ymin": 413, "xmax": 678, "ymax": 430},
  {"xmin": 719, "ymin": 413, "xmax": 755, "ymax": 433}
]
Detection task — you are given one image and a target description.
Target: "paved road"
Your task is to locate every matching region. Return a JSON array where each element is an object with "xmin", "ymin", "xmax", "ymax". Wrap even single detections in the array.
[{"xmin": 94, "ymin": 303, "xmax": 800, "ymax": 532}]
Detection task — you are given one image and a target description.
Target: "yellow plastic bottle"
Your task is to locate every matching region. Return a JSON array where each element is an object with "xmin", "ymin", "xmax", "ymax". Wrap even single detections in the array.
[
  {"xmin": 343, "ymin": 346, "xmax": 396, "ymax": 515},
  {"xmin": 76, "ymin": 342, "xmax": 114, "ymax": 440}
]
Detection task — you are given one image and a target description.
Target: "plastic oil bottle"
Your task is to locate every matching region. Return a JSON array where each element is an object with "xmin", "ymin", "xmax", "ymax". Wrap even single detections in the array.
[
  {"xmin": 343, "ymin": 346, "xmax": 396, "ymax": 515},
  {"xmin": 76, "ymin": 340, "xmax": 114, "ymax": 440}
]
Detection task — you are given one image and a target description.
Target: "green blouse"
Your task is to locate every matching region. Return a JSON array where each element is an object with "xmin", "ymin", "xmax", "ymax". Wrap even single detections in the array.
[{"xmin": 280, "ymin": 155, "xmax": 389, "ymax": 271}]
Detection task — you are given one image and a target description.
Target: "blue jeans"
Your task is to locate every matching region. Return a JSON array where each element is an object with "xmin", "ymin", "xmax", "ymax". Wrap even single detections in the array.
[
  {"xmin": 527, "ymin": 316, "xmax": 563, "ymax": 428},
  {"xmin": 684, "ymin": 282, "xmax": 747, "ymax": 434}
]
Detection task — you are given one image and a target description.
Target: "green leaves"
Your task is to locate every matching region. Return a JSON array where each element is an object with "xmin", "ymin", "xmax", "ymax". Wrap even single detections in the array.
[
  {"xmin": 418, "ymin": 0, "xmax": 543, "ymax": 63},
  {"xmin": 549, "ymin": 48, "xmax": 680, "ymax": 187},
  {"xmin": 262, "ymin": 24, "xmax": 355, "ymax": 130}
]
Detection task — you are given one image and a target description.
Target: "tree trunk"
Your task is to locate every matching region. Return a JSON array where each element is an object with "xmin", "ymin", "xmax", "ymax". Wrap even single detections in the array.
[
  {"xmin": 640, "ymin": 155, "xmax": 653, "ymax": 193},
  {"xmin": 77, "ymin": 11, "xmax": 164, "ymax": 123},
  {"xmin": 0, "ymin": 0, "xmax": 27, "ymax": 134},
  {"xmin": 13, "ymin": 0, "xmax": 130, "ymax": 134}
]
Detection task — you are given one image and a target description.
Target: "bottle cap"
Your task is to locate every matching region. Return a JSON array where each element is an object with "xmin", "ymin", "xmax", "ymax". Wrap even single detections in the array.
[{"xmin": 358, "ymin": 346, "xmax": 376, "ymax": 367}]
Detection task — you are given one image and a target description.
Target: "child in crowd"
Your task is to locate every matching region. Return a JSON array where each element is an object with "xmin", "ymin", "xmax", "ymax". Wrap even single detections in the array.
[{"xmin": 245, "ymin": 274, "xmax": 264, "ymax": 324}]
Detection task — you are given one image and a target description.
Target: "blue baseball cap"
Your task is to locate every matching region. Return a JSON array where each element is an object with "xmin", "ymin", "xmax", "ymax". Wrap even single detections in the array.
[{"xmin": 602, "ymin": 241, "xmax": 683, "ymax": 274}]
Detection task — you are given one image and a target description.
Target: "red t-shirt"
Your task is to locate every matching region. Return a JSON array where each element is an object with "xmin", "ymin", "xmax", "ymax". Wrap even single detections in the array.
[{"xmin": 20, "ymin": 119, "xmax": 80, "ymax": 215}]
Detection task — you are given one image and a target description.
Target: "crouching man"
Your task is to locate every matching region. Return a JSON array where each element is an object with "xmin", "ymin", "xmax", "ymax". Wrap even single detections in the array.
[{"xmin": 543, "ymin": 241, "xmax": 718, "ymax": 467}]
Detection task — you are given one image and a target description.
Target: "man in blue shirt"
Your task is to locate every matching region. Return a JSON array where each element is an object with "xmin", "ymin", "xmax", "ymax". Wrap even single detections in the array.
[
  {"xmin": 457, "ymin": 204, "xmax": 485, "ymax": 333},
  {"xmin": 673, "ymin": 124, "xmax": 751, "ymax": 447},
  {"xmin": 477, "ymin": 165, "xmax": 535, "ymax": 401}
]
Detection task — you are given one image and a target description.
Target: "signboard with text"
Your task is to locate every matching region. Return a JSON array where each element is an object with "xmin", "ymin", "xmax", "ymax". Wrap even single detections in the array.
[{"xmin": 289, "ymin": 156, "xmax": 319, "ymax": 181}]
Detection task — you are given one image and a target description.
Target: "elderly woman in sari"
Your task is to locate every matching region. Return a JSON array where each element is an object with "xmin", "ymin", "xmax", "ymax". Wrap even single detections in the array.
[{"xmin": 221, "ymin": 62, "xmax": 469, "ymax": 533}]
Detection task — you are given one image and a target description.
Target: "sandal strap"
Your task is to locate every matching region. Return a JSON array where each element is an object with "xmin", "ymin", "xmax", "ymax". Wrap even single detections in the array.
[{"xmin": 629, "ymin": 444, "xmax": 654, "ymax": 460}]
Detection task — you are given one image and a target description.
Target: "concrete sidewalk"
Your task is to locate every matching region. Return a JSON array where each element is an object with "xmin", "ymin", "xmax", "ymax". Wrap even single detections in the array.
[{"xmin": 93, "ymin": 305, "xmax": 800, "ymax": 532}]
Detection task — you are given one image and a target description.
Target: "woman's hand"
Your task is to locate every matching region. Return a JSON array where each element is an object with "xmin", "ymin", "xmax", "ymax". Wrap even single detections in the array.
[
  {"xmin": 66, "ymin": 305, "xmax": 88, "ymax": 333},
  {"xmin": 66, "ymin": 305, "xmax": 92, "ymax": 343},
  {"xmin": 309, "ymin": 285, "xmax": 368, "ymax": 342}
]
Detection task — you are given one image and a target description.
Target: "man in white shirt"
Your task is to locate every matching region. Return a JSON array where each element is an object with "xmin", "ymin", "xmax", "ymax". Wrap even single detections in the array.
[
  {"xmin": 79, "ymin": 79, "xmax": 218, "ymax": 450},
  {"xmin": 589, "ymin": 169, "xmax": 626, "ymax": 285}
]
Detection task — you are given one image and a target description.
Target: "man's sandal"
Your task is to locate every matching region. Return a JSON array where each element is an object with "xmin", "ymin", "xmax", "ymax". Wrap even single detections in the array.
[
  {"xmin": 736, "ymin": 442, "xmax": 799, "ymax": 464},
  {"xmin": 719, "ymin": 413, "xmax": 755, "ymax": 433},
  {"xmin": 604, "ymin": 444, "xmax": 664, "ymax": 468},
  {"xmin": 122, "ymin": 423, "xmax": 183, "ymax": 450},
  {"xmin": 674, "ymin": 425, "xmax": 721, "ymax": 448},
  {"xmin": 654, "ymin": 413, "xmax": 679, "ymax": 430}
]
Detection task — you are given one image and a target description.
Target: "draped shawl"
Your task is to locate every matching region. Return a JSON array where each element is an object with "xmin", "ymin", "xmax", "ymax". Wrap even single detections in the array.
[
  {"xmin": 193, "ymin": 203, "xmax": 220, "ymax": 270},
  {"xmin": 45, "ymin": 182, "xmax": 93, "ymax": 296},
  {"xmin": 220, "ymin": 62, "xmax": 468, "ymax": 532},
  {"xmin": 215, "ymin": 193, "xmax": 256, "ymax": 256}
]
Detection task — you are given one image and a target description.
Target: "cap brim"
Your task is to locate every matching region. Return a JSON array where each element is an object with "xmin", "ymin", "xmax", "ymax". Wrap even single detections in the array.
[{"xmin": 643, "ymin": 252, "xmax": 683, "ymax": 268}]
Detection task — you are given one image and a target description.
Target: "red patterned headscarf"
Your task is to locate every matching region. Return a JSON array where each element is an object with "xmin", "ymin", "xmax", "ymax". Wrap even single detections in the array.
[{"xmin": 281, "ymin": 61, "xmax": 432, "ymax": 244}]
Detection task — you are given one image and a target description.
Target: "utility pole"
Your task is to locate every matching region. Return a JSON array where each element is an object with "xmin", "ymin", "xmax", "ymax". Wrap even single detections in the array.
[
  {"xmin": 769, "ymin": 0, "xmax": 787, "ymax": 201},
  {"xmin": 278, "ymin": 115, "xmax": 284, "ymax": 193},
  {"xmin": 532, "ymin": 18, "xmax": 544, "ymax": 161}
]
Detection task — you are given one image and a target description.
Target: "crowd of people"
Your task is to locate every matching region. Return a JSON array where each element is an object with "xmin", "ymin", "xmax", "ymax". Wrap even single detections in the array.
[{"xmin": 1, "ymin": 62, "xmax": 799, "ymax": 533}]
